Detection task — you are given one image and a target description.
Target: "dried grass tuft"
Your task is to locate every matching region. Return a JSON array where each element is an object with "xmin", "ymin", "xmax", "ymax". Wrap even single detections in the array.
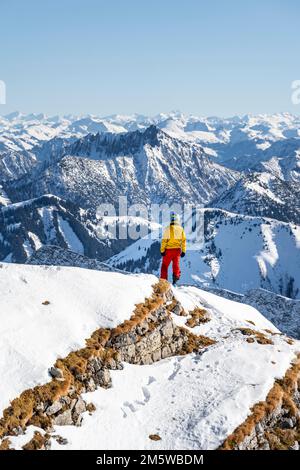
[
  {"xmin": 285, "ymin": 338, "xmax": 294, "ymax": 345},
  {"xmin": 235, "ymin": 328, "xmax": 274, "ymax": 345},
  {"xmin": 22, "ymin": 431, "xmax": 47, "ymax": 450},
  {"xmin": 179, "ymin": 328, "xmax": 216, "ymax": 354},
  {"xmin": 185, "ymin": 307, "xmax": 210, "ymax": 328},
  {"xmin": 86, "ymin": 403, "xmax": 96, "ymax": 413},
  {"xmin": 0, "ymin": 438, "xmax": 11, "ymax": 450}
]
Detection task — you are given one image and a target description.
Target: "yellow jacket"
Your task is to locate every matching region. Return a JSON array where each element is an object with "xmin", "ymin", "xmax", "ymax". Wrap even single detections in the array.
[{"xmin": 160, "ymin": 223, "xmax": 186, "ymax": 253}]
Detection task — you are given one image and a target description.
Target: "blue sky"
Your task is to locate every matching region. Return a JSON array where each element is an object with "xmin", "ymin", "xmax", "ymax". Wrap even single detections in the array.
[{"xmin": 0, "ymin": 0, "xmax": 299, "ymax": 116}]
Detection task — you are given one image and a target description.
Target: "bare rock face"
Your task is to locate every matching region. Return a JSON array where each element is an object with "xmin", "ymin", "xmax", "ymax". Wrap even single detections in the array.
[
  {"xmin": 46, "ymin": 401, "xmax": 63, "ymax": 416},
  {"xmin": 107, "ymin": 299, "xmax": 193, "ymax": 367},
  {"xmin": 235, "ymin": 399, "xmax": 300, "ymax": 450},
  {"xmin": 74, "ymin": 398, "xmax": 86, "ymax": 416},
  {"xmin": 53, "ymin": 410, "xmax": 73, "ymax": 426},
  {"xmin": 160, "ymin": 318, "xmax": 174, "ymax": 339},
  {"xmin": 95, "ymin": 370, "xmax": 112, "ymax": 389}
]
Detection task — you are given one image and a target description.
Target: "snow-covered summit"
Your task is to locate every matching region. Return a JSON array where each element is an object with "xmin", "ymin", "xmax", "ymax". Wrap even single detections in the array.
[
  {"xmin": 0, "ymin": 263, "xmax": 156, "ymax": 412},
  {"xmin": 0, "ymin": 263, "xmax": 298, "ymax": 450}
]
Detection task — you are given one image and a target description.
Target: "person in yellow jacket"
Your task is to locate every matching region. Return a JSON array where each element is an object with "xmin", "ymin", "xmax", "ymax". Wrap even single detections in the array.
[{"xmin": 160, "ymin": 212, "xmax": 186, "ymax": 285}]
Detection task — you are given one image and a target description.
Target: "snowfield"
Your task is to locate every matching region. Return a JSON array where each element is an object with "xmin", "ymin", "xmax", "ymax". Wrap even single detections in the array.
[
  {"xmin": 0, "ymin": 263, "xmax": 156, "ymax": 412},
  {"xmin": 0, "ymin": 264, "xmax": 298, "ymax": 450},
  {"xmin": 45, "ymin": 284, "xmax": 299, "ymax": 450}
]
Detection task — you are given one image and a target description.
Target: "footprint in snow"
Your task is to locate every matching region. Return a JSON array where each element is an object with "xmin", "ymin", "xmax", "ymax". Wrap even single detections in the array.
[
  {"xmin": 134, "ymin": 386, "xmax": 151, "ymax": 407},
  {"xmin": 168, "ymin": 361, "xmax": 181, "ymax": 381},
  {"xmin": 123, "ymin": 385, "xmax": 152, "ymax": 416},
  {"xmin": 147, "ymin": 376, "xmax": 156, "ymax": 386},
  {"xmin": 123, "ymin": 401, "xmax": 136, "ymax": 413},
  {"xmin": 142, "ymin": 386, "xmax": 151, "ymax": 403}
]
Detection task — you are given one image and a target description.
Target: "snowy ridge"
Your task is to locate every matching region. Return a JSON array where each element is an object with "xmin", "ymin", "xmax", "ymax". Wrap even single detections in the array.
[
  {"xmin": 204, "ymin": 286, "xmax": 300, "ymax": 340},
  {"xmin": 0, "ymin": 263, "xmax": 156, "ymax": 413},
  {"xmin": 0, "ymin": 264, "xmax": 298, "ymax": 450},
  {"xmin": 26, "ymin": 245, "xmax": 126, "ymax": 273}
]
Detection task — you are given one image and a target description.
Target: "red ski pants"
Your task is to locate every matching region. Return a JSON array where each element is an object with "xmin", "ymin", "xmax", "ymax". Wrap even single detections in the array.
[{"xmin": 160, "ymin": 248, "xmax": 181, "ymax": 280}]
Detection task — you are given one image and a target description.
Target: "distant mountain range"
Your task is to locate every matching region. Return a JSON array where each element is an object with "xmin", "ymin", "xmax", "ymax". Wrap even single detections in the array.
[
  {"xmin": 1, "ymin": 110, "xmax": 299, "ymax": 159},
  {"xmin": 2, "ymin": 125, "xmax": 238, "ymax": 208}
]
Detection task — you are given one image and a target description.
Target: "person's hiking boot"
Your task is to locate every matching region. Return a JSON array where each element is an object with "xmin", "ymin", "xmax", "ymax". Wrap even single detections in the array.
[{"xmin": 172, "ymin": 274, "xmax": 180, "ymax": 286}]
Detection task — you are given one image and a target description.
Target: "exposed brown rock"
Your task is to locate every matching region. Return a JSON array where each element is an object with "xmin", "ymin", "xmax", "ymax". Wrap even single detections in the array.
[{"xmin": 149, "ymin": 434, "xmax": 161, "ymax": 441}]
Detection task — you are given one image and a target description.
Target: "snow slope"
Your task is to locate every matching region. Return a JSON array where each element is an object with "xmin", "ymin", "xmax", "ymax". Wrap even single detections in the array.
[
  {"xmin": 0, "ymin": 264, "xmax": 299, "ymax": 450},
  {"xmin": 0, "ymin": 263, "xmax": 156, "ymax": 412},
  {"xmin": 0, "ymin": 184, "xmax": 11, "ymax": 206},
  {"xmin": 44, "ymin": 285, "xmax": 299, "ymax": 450},
  {"xmin": 204, "ymin": 286, "xmax": 300, "ymax": 340}
]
